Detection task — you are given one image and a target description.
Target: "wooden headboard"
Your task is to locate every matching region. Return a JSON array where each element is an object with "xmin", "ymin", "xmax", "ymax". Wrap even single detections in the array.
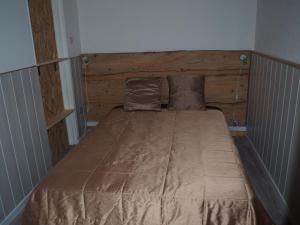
[{"xmin": 82, "ymin": 50, "xmax": 251, "ymax": 126}]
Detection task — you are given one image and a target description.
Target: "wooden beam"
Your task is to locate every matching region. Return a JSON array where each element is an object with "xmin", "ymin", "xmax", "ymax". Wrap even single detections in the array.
[
  {"xmin": 83, "ymin": 50, "xmax": 251, "ymax": 126},
  {"xmin": 28, "ymin": 0, "xmax": 58, "ymax": 64},
  {"xmin": 46, "ymin": 109, "xmax": 74, "ymax": 130}
]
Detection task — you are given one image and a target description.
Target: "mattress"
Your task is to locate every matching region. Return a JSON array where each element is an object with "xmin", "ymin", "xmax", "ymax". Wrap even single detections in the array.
[{"xmin": 23, "ymin": 109, "xmax": 256, "ymax": 225}]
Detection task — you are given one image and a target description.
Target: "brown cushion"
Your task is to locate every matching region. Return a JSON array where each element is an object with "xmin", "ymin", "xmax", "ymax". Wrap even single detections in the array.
[
  {"xmin": 124, "ymin": 77, "xmax": 162, "ymax": 111},
  {"xmin": 167, "ymin": 75, "xmax": 206, "ymax": 110}
]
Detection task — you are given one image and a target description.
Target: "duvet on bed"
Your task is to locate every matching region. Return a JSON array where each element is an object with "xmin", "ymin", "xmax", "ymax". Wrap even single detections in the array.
[{"xmin": 23, "ymin": 109, "xmax": 256, "ymax": 225}]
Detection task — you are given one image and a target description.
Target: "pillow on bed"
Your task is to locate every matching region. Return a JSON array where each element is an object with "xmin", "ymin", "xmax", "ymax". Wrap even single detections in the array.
[
  {"xmin": 124, "ymin": 77, "xmax": 162, "ymax": 111},
  {"xmin": 167, "ymin": 75, "xmax": 206, "ymax": 110}
]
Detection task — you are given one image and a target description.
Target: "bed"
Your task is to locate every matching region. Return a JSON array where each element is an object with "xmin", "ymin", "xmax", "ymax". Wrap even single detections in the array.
[{"xmin": 23, "ymin": 109, "xmax": 257, "ymax": 225}]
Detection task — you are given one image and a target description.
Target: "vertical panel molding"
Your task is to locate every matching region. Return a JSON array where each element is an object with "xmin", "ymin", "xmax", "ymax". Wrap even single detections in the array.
[
  {"xmin": 248, "ymin": 52, "xmax": 300, "ymax": 224},
  {"xmin": 0, "ymin": 67, "xmax": 52, "ymax": 225}
]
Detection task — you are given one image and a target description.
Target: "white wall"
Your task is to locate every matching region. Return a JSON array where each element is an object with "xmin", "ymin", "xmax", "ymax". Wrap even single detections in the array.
[
  {"xmin": 255, "ymin": 0, "xmax": 300, "ymax": 64},
  {"xmin": 77, "ymin": 0, "xmax": 257, "ymax": 53},
  {"xmin": 0, "ymin": 0, "xmax": 36, "ymax": 74}
]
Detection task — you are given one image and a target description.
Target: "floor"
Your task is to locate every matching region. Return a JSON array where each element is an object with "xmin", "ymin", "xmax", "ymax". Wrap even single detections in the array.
[{"xmin": 235, "ymin": 136, "xmax": 293, "ymax": 225}]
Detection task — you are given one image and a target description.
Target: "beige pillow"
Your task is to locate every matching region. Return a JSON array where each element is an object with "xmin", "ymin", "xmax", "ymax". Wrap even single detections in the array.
[
  {"xmin": 124, "ymin": 77, "xmax": 162, "ymax": 111},
  {"xmin": 167, "ymin": 75, "xmax": 206, "ymax": 110}
]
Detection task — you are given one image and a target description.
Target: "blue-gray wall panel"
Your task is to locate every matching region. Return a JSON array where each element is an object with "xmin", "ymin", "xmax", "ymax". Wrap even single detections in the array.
[
  {"xmin": 0, "ymin": 67, "xmax": 52, "ymax": 225},
  {"xmin": 11, "ymin": 72, "xmax": 40, "ymax": 186},
  {"xmin": 1, "ymin": 73, "xmax": 33, "ymax": 194},
  {"xmin": 247, "ymin": 55, "xmax": 257, "ymax": 137},
  {"xmin": 283, "ymin": 68, "xmax": 300, "ymax": 198},
  {"xmin": 264, "ymin": 61, "xmax": 278, "ymax": 170},
  {"xmin": 270, "ymin": 65, "xmax": 288, "ymax": 177},
  {"xmin": 256, "ymin": 57, "xmax": 265, "ymax": 155},
  {"xmin": 29, "ymin": 68, "xmax": 52, "ymax": 169},
  {"xmin": 21, "ymin": 71, "xmax": 47, "ymax": 178},
  {"xmin": 0, "ymin": 75, "xmax": 24, "ymax": 204},
  {"xmin": 260, "ymin": 59, "xmax": 271, "ymax": 161},
  {"xmin": 0, "ymin": 196, "xmax": 4, "ymax": 221},
  {"xmin": 248, "ymin": 54, "xmax": 300, "ymax": 223},
  {"xmin": 278, "ymin": 69, "xmax": 300, "ymax": 192},
  {"xmin": 274, "ymin": 67, "xmax": 294, "ymax": 184},
  {"xmin": 0, "ymin": 138, "xmax": 15, "ymax": 215},
  {"xmin": 266, "ymin": 62, "xmax": 280, "ymax": 170}
]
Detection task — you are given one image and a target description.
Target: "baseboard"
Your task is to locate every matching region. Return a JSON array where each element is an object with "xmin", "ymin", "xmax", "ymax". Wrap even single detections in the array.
[{"xmin": 246, "ymin": 136, "xmax": 298, "ymax": 225}]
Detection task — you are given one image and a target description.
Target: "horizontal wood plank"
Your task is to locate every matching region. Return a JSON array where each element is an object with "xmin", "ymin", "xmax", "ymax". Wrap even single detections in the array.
[
  {"xmin": 46, "ymin": 109, "xmax": 74, "ymax": 130},
  {"xmin": 83, "ymin": 51, "xmax": 250, "ymax": 125},
  {"xmin": 207, "ymin": 102, "xmax": 247, "ymax": 125},
  {"xmin": 84, "ymin": 50, "xmax": 251, "ymax": 76},
  {"xmin": 205, "ymin": 74, "xmax": 248, "ymax": 104}
]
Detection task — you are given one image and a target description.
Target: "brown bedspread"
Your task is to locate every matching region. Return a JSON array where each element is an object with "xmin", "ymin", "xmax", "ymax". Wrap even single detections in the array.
[{"xmin": 23, "ymin": 109, "xmax": 256, "ymax": 225}]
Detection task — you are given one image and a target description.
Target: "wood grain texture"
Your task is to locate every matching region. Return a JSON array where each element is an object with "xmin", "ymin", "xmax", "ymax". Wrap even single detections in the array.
[
  {"xmin": 38, "ymin": 63, "xmax": 65, "ymax": 127},
  {"xmin": 84, "ymin": 51, "xmax": 251, "ymax": 77},
  {"xmin": 47, "ymin": 120, "xmax": 69, "ymax": 165},
  {"xmin": 205, "ymin": 74, "xmax": 248, "ymax": 104},
  {"xmin": 28, "ymin": 0, "xmax": 57, "ymax": 63},
  {"xmin": 207, "ymin": 102, "xmax": 247, "ymax": 125},
  {"xmin": 38, "ymin": 62, "xmax": 71, "ymax": 164},
  {"xmin": 46, "ymin": 109, "xmax": 74, "ymax": 130},
  {"xmin": 83, "ymin": 51, "xmax": 251, "ymax": 125}
]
